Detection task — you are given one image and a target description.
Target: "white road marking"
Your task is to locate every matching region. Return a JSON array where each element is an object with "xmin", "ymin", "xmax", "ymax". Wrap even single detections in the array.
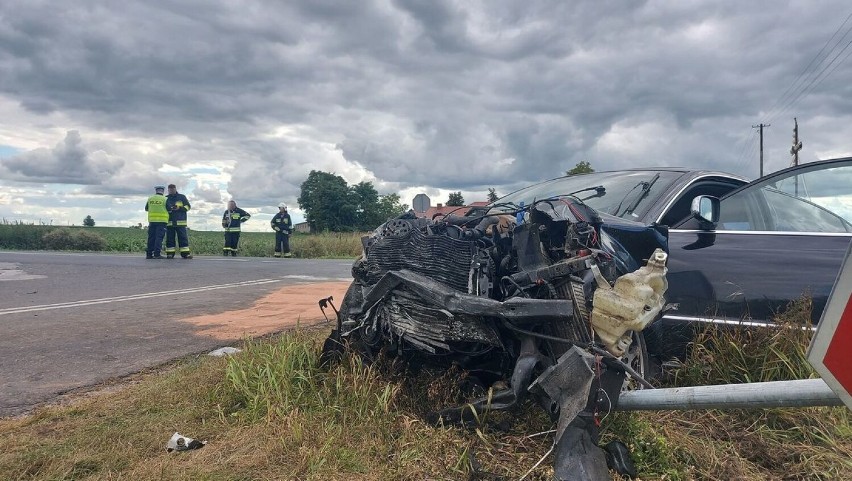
[
  {"xmin": 0, "ymin": 251, "xmax": 134, "ymax": 258},
  {"xmin": 0, "ymin": 278, "xmax": 282, "ymax": 316}
]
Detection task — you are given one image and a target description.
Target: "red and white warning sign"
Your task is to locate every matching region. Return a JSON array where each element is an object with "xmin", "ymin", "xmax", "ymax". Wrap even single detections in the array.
[{"xmin": 808, "ymin": 242, "xmax": 852, "ymax": 411}]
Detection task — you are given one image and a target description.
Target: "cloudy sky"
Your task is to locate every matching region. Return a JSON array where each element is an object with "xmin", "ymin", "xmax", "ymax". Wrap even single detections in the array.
[{"xmin": 1, "ymin": 0, "xmax": 851, "ymax": 231}]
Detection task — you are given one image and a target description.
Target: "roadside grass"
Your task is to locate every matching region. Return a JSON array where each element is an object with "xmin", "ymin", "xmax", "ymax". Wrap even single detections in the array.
[
  {"xmin": 0, "ymin": 331, "xmax": 551, "ymax": 480},
  {"xmin": 0, "ymin": 224, "xmax": 363, "ymax": 258},
  {"xmin": 600, "ymin": 296, "xmax": 852, "ymax": 480},
  {"xmin": 0, "ymin": 298, "xmax": 849, "ymax": 479}
]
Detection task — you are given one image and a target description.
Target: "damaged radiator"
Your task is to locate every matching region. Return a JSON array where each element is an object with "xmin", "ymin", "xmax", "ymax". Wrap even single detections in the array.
[
  {"xmin": 373, "ymin": 289, "xmax": 502, "ymax": 353},
  {"xmin": 365, "ymin": 227, "xmax": 477, "ymax": 292}
]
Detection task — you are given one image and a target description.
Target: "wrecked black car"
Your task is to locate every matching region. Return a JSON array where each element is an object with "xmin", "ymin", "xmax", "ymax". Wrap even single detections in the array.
[{"xmin": 322, "ymin": 194, "xmax": 671, "ymax": 480}]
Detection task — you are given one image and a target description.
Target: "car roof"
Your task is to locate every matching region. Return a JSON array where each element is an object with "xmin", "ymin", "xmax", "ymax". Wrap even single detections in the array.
[
  {"xmin": 535, "ymin": 167, "xmax": 749, "ymax": 186},
  {"xmin": 717, "ymin": 156, "xmax": 852, "ymax": 200}
]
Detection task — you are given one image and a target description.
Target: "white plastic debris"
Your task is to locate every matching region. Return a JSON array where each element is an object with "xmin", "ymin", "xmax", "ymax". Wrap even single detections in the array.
[
  {"xmin": 166, "ymin": 432, "xmax": 207, "ymax": 452},
  {"xmin": 208, "ymin": 346, "xmax": 242, "ymax": 357}
]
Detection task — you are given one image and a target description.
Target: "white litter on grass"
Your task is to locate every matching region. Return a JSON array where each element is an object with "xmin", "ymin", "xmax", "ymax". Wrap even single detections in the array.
[
  {"xmin": 166, "ymin": 432, "xmax": 207, "ymax": 452},
  {"xmin": 208, "ymin": 346, "xmax": 242, "ymax": 357}
]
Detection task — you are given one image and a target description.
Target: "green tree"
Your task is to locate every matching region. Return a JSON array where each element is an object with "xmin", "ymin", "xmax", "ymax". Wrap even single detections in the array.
[
  {"xmin": 351, "ymin": 181, "xmax": 382, "ymax": 230},
  {"xmin": 487, "ymin": 188, "xmax": 499, "ymax": 203},
  {"xmin": 446, "ymin": 191, "xmax": 465, "ymax": 206},
  {"xmin": 566, "ymin": 161, "xmax": 594, "ymax": 176},
  {"xmin": 375, "ymin": 193, "xmax": 408, "ymax": 224},
  {"xmin": 82, "ymin": 215, "xmax": 95, "ymax": 227},
  {"xmin": 298, "ymin": 171, "xmax": 408, "ymax": 231},
  {"xmin": 298, "ymin": 171, "xmax": 357, "ymax": 231}
]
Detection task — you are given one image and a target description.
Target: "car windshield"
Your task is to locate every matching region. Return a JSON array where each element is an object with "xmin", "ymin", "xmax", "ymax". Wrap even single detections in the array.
[{"xmin": 493, "ymin": 170, "xmax": 682, "ymax": 220}]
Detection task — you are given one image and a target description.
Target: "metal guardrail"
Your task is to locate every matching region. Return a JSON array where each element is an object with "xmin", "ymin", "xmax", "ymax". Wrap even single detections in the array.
[{"xmin": 617, "ymin": 378, "xmax": 842, "ymax": 411}]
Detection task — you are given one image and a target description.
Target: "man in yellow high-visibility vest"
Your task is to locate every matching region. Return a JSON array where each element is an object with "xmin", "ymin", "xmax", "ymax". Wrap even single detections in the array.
[{"xmin": 144, "ymin": 185, "xmax": 168, "ymax": 259}]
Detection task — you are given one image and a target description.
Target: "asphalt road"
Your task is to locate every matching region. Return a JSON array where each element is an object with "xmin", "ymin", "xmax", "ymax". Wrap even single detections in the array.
[{"xmin": 0, "ymin": 251, "xmax": 353, "ymax": 416}]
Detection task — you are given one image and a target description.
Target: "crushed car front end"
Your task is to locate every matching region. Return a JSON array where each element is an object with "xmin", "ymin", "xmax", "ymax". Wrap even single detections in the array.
[{"xmin": 323, "ymin": 196, "xmax": 669, "ymax": 480}]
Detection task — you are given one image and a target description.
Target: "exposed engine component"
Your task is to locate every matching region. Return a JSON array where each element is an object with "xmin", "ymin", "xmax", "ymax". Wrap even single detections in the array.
[
  {"xmin": 323, "ymin": 196, "xmax": 669, "ymax": 481},
  {"xmin": 591, "ymin": 249, "xmax": 668, "ymax": 356}
]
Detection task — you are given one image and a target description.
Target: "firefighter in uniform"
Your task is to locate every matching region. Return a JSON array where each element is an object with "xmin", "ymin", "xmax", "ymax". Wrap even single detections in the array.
[
  {"xmin": 144, "ymin": 185, "xmax": 168, "ymax": 259},
  {"xmin": 165, "ymin": 184, "xmax": 193, "ymax": 259},
  {"xmin": 222, "ymin": 200, "xmax": 251, "ymax": 256},
  {"xmin": 271, "ymin": 203, "xmax": 292, "ymax": 257}
]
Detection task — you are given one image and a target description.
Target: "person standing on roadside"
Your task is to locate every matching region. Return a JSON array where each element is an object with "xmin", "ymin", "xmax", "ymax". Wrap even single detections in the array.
[
  {"xmin": 165, "ymin": 184, "xmax": 193, "ymax": 259},
  {"xmin": 222, "ymin": 200, "xmax": 251, "ymax": 256},
  {"xmin": 271, "ymin": 203, "xmax": 292, "ymax": 257},
  {"xmin": 144, "ymin": 185, "xmax": 168, "ymax": 259}
]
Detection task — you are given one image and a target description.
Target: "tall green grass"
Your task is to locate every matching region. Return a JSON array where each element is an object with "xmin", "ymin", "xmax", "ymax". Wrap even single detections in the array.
[
  {"xmin": 601, "ymin": 296, "xmax": 852, "ymax": 480},
  {"xmin": 0, "ymin": 224, "xmax": 363, "ymax": 258},
  {"xmin": 220, "ymin": 331, "xmax": 485, "ymax": 479},
  {"xmin": 225, "ymin": 333, "xmax": 398, "ymax": 422}
]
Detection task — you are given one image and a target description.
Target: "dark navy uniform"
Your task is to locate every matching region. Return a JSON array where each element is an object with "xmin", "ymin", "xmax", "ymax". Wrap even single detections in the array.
[
  {"xmin": 165, "ymin": 189, "xmax": 192, "ymax": 259},
  {"xmin": 222, "ymin": 207, "xmax": 251, "ymax": 256},
  {"xmin": 271, "ymin": 209, "xmax": 292, "ymax": 257}
]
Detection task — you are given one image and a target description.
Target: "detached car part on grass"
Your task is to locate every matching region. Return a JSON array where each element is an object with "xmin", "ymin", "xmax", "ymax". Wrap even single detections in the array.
[{"xmin": 322, "ymin": 197, "xmax": 669, "ymax": 481}]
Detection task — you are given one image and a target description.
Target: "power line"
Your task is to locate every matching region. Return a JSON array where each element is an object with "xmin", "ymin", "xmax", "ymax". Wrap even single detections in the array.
[
  {"xmin": 745, "ymin": 134, "xmax": 759, "ymax": 168},
  {"xmin": 734, "ymin": 129, "xmax": 758, "ymax": 166},
  {"xmin": 771, "ymin": 34, "xmax": 852, "ymax": 122},
  {"xmin": 733, "ymin": 130, "xmax": 754, "ymax": 163},
  {"xmin": 773, "ymin": 36, "xmax": 852, "ymax": 122},
  {"xmin": 763, "ymin": 11, "xmax": 852, "ymax": 122},
  {"xmin": 766, "ymin": 15, "xmax": 852, "ymax": 124}
]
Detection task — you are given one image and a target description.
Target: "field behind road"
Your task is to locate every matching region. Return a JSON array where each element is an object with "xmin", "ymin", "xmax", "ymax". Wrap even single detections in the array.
[
  {"xmin": 0, "ymin": 224, "xmax": 364, "ymax": 258},
  {"xmin": 0, "ymin": 251, "xmax": 352, "ymax": 416}
]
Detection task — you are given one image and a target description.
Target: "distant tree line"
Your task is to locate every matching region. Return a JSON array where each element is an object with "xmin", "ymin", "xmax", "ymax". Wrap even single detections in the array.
[{"xmin": 298, "ymin": 170, "xmax": 408, "ymax": 232}]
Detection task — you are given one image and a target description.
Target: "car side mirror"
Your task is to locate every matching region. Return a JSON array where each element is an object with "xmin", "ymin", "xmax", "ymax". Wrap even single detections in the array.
[{"xmin": 691, "ymin": 195, "xmax": 719, "ymax": 230}]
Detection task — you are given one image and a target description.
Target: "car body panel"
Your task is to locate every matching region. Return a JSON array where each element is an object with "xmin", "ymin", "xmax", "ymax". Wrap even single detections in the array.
[{"xmin": 486, "ymin": 159, "xmax": 852, "ymax": 360}]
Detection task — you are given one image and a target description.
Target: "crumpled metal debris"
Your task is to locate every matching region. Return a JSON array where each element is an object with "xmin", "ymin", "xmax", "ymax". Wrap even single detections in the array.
[
  {"xmin": 165, "ymin": 432, "xmax": 207, "ymax": 452},
  {"xmin": 528, "ymin": 346, "xmax": 596, "ymax": 445}
]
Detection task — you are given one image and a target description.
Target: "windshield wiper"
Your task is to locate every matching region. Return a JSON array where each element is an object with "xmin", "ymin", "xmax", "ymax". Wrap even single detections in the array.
[
  {"xmin": 611, "ymin": 174, "xmax": 660, "ymax": 217},
  {"xmin": 624, "ymin": 173, "xmax": 661, "ymax": 216}
]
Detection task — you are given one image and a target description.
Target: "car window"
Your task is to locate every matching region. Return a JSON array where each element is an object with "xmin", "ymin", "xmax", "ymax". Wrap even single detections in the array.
[
  {"xmin": 658, "ymin": 179, "xmax": 744, "ymax": 226},
  {"xmin": 717, "ymin": 162, "xmax": 852, "ymax": 232},
  {"xmin": 495, "ymin": 170, "xmax": 681, "ymax": 221}
]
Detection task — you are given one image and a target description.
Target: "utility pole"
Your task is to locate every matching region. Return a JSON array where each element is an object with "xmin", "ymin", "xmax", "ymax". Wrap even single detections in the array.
[
  {"xmin": 752, "ymin": 123, "xmax": 770, "ymax": 177},
  {"xmin": 791, "ymin": 118, "xmax": 803, "ymax": 196}
]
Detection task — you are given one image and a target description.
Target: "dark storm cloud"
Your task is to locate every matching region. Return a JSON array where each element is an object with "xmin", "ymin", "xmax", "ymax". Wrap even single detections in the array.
[
  {"xmin": 1, "ymin": 0, "xmax": 851, "ymax": 210},
  {"xmin": 0, "ymin": 130, "xmax": 122, "ymax": 184}
]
